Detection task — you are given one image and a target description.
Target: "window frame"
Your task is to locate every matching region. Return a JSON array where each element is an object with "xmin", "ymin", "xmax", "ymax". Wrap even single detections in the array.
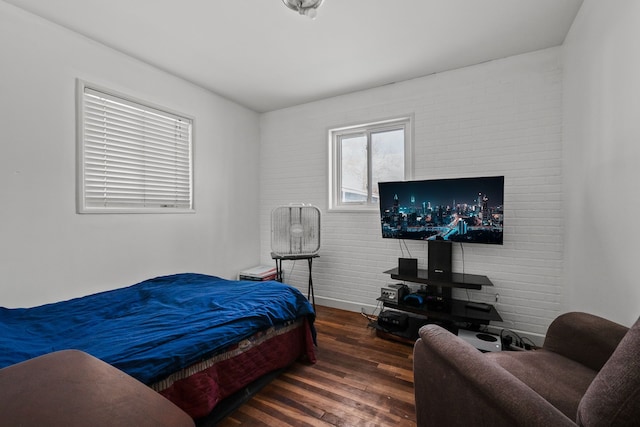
[
  {"xmin": 76, "ymin": 80, "xmax": 194, "ymax": 214},
  {"xmin": 328, "ymin": 116, "xmax": 414, "ymax": 212}
]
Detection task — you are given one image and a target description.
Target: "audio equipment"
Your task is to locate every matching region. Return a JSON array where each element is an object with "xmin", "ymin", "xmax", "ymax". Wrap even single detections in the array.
[
  {"xmin": 398, "ymin": 257, "xmax": 418, "ymax": 277},
  {"xmin": 466, "ymin": 302, "xmax": 492, "ymax": 312},
  {"xmin": 428, "ymin": 240, "xmax": 452, "ymax": 278}
]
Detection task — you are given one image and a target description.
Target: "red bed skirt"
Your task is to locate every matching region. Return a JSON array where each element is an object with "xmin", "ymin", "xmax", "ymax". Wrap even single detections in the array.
[{"xmin": 152, "ymin": 318, "xmax": 316, "ymax": 419}]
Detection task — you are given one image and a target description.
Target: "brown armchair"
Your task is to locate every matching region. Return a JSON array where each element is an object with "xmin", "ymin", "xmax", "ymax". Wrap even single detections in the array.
[
  {"xmin": 0, "ymin": 350, "xmax": 194, "ymax": 427},
  {"xmin": 413, "ymin": 312, "xmax": 640, "ymax": 426}
]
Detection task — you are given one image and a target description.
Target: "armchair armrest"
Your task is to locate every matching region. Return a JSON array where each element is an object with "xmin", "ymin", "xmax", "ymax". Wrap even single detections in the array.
[
  {"xmin": 413, "ymin": 325, "xmax": 575, "ymax": 427},
  {"xmin": 543, "ymin": 312, "xmax": 629, "ymax": 371},
  {"xmin": 0, "ymin": 350, "xmax": 194, "ymax": 427}
]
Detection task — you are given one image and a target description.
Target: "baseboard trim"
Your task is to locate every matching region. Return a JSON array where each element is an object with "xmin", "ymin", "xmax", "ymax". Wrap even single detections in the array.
[{"xmin": 313, "ymin": 296, "xmax": 378, "ymax": 315}]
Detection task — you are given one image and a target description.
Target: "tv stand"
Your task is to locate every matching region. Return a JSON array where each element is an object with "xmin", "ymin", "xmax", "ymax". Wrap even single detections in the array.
[
  {"xmin": 377, "ymin": 267, "xmax": 502, "ymax": 342},
  {"xmin": 384, "ymin": 267, "xmax": 494, "ymax": 290}
]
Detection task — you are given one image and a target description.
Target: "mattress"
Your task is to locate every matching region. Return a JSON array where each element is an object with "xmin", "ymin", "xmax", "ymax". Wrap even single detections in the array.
[
  {"xmin": 154, "ymin": 317, "xmax": 316, "ymax": 419},
  {"xmin": 0, "ymin": 273, "xmax": 316, "ymax": 386}
]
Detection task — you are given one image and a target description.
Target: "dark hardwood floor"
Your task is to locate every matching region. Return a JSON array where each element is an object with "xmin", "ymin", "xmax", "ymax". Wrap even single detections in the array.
[{"xmin": 218, "ymin": 306, "xmax": 417, "ymax": 426}]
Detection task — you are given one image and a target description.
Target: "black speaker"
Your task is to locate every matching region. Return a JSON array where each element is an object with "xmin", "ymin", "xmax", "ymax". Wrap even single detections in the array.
[
  {"xmin": 398, "ymin": 258, "xmax": 418, "ymax": 277},
  {"xmin": 428, "ymin": 240, "xmax": 452, "ymax": 278}
]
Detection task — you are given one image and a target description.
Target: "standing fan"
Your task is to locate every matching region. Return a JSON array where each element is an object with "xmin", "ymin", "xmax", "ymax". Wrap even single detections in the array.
[{"xmin": 271, "ymin": 204, "xmax": 321, "ymax": 256}]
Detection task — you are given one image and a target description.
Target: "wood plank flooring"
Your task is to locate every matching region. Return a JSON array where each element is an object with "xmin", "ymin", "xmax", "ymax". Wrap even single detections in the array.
[{"xmin": 218, "ymin": 306, "xmax": 417, "ymax": 427}]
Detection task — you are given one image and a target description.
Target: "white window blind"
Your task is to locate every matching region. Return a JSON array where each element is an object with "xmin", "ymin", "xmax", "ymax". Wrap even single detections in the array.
[{"xmin": 78, "ymin": 83, "xmax": 193, "ymax": 213}]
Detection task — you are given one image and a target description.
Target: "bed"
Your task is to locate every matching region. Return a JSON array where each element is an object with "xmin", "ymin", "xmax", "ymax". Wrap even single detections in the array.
[{"xmin": 0, "ymin": 273, "xmax": 316, "ymax": 421}]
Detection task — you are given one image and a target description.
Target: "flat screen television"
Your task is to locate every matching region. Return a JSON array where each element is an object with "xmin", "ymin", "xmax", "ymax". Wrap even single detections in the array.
[{"xmin": 378, "ymin": 176, "xmax": 504, "ymax": 244}]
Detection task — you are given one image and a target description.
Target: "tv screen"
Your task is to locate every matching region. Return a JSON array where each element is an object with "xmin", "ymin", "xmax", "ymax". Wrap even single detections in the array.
[{"xmin": 378, "ymin": 176, "xmax": 504, "ymax": 244}]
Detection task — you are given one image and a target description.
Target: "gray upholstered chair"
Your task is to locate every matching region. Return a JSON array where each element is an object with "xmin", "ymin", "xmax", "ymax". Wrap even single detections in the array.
[{"xmin": 413, "ymin": 312, "xmax": 640, "ymax": 426}]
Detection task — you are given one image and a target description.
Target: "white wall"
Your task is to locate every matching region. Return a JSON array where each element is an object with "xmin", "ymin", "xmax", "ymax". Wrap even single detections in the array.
[
  {"xmin": 260, "ymin": 48, "xmax": 564, "ymax": 337},
  {"xmin": 6, "ymin": 0, "xmax": 636, "ymax": 333},
  {"xmin": 0, "ymin": 2, "xmax": 261, "ymax": 307},
  {"xmin": 563, "ymin": 0, "xmax": 640, "ymax": 326}
]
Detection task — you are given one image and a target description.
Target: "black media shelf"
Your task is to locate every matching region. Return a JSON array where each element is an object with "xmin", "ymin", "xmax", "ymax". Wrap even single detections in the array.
[
  {"xmin": 379, "ymin": 266, "xmax": 503, "ymax": 336},
  {"xmin": 383, "ymin": 267, "xmax": 494, "ymax": 290},
  {"xmin": 378, "ymin": 298, "xmax": 502, "ymax": 324}
]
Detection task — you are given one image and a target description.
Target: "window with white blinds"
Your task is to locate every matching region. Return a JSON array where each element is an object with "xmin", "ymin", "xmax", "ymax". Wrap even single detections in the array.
[{"xmin": 77, "ymin": 82, "xmax": 193, "ymax": 213}]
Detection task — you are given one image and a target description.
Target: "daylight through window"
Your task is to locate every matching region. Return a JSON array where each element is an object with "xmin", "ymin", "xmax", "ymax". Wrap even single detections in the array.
[{"xmin": 329, "ymin": 117, "xmax": 413, "ymax": 211}]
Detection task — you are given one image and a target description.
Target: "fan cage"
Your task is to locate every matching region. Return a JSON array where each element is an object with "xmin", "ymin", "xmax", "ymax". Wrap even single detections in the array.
[{"xmin": 271, "ymin": 205, "xmax": 321, "ymax": 256}]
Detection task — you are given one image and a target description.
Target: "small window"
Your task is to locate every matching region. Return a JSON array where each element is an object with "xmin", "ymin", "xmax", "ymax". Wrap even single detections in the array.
[
  {"xmin": 329, "ymin": 117, "xmax": 413, "ymax": 211},
  {"xmin": 77, "ymin": 81, "xmax": 193, "ymax": 213}
]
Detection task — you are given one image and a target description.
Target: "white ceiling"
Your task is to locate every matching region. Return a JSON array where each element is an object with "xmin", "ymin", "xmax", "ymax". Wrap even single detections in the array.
[{"xmin": 5, "ymin": 0, "xmax": 583, "ymax": 112}]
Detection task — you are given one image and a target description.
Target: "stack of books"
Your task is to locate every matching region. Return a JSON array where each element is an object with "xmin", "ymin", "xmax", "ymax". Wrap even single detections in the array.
[{"xmin": 238, "ymin": 265, "xmax": 278, "ymax": 281}]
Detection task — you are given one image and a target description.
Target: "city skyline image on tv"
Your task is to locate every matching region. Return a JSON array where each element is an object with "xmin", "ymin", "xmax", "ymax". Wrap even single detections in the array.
[{"xmin": 378, "ymin": 176, "xmax": 504, "ymax": 244}]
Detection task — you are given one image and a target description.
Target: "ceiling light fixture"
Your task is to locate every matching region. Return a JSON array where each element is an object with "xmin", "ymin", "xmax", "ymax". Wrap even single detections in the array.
[{"xmin": 282, "ymin": 0, "xmax": 324, "ymax": 19}]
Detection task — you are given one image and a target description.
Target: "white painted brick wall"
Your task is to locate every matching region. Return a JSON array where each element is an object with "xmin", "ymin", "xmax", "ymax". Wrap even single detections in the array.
[{"xmin": 260, "ymin": 47, "xmax": 564, "ymax": 338}]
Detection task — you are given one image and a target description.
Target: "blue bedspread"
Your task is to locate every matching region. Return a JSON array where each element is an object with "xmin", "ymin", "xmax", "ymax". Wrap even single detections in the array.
[{"xmin": 0, "ymin": 273, "xmax": 315, "ymax": 384}]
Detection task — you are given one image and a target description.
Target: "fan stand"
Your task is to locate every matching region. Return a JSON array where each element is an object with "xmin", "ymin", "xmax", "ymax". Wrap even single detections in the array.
[{"xmin": 271, "ymin": 252, "xmax": 319, "ymax": 311}]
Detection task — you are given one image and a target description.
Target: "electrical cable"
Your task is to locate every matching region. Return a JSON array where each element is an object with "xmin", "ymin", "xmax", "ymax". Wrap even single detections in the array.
[
  {"xmin": 403, "ymin": 239, "xmax": 412, "ymax": 258},
  {"xmin": 499, "ymin": 328, "xmax": 538, "ymax": 350},
  {"xmin": 398, "ymin": 239, "xmax": 412, "ymax": 259},
  {"xmin": 290, "ymin": 260, "xmax": 296, "ymax": 282},
  {"xmin": 364, "ymin": 300, "xmax": 385, "ymax": 329}
]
